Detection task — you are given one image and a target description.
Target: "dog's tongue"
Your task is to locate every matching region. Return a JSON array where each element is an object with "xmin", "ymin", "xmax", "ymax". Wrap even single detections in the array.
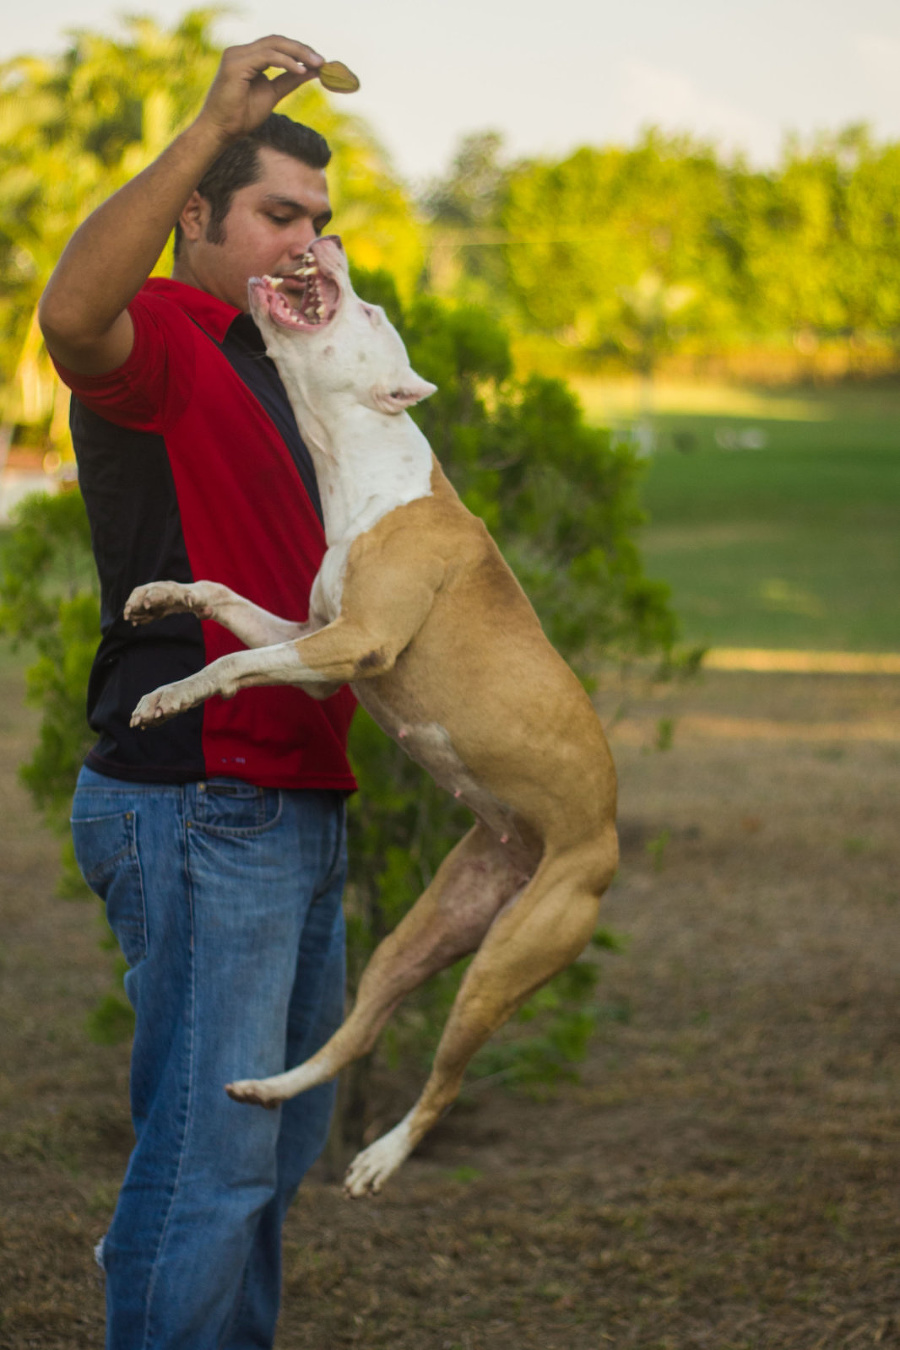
[
  {"xmin": 254, "ymin": 265, "xmax": 340, "ymax": 332},
  {"xmin": 264, "ymin": 285, "xmax": 302, "ymax": 326}
]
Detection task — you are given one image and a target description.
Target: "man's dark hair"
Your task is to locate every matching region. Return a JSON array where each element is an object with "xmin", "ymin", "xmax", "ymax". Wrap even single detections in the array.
[{"xmin": 173, "ymin": 113, "xmax": 331, "ymax": 255}]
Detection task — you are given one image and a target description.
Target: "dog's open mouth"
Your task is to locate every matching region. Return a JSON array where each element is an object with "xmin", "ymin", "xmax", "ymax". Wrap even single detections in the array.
[{"xmin": 258, "ymin": 249, "xmax": 341, "ymax": 332}]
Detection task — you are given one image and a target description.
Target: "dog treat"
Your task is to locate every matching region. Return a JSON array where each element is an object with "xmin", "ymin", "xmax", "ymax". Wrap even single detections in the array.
[{"xmin": 318, "ymin": 60, "xmax": 360, "ymax": 94}]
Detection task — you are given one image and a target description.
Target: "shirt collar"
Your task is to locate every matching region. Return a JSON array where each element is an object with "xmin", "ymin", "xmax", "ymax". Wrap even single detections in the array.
[{"xmin": 143, "ymin": 276, "xmax": 244, "ymax": 344}]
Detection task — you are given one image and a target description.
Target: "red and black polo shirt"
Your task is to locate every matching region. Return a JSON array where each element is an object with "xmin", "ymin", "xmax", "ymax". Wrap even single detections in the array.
[{"xmin": 55, "ymin": 276, "xmax": 357, "ymax": 791}]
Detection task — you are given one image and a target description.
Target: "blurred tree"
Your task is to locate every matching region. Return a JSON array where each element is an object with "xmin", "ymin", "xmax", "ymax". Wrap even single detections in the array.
[
  {"xmin": 420, "ymin": 130, "xmax": 510, "ymax": 299},
  {"xmin": 844, "ymin": 138, "xmax": 900, "ymax": 346},
  {"xmin": 416, "ymin": 123, "xmax": 900, "ymax": 376},
  {"xmin": 741, "ymin": 135, "xmax": 848, "ymax": 341},
  {"xmin": 497, "ymin": 132, "xmax": 741, "ymax": 358},
  {"xmin": 743, "ymin": 126, "xmax": 900, "ymax": 348},
  {"xmin": 0, "ymin": 13, "xmax": 223, "ymax": 420},
  {"xmin": 616, "ymin": 272, "xmax": 695, "ymax": 415},
  {"xmin": 424, "ymin": 131, "xmax": 507, "ymax": 230}
]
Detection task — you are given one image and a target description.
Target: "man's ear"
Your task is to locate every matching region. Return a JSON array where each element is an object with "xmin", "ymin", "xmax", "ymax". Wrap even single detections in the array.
[
  {"xmin": 179, "ymin": 190, "xmax": 207, "ymax": 243},
  {"xmin": 367, "ymin": 371, "xmax": 438, "ymax": 415}
]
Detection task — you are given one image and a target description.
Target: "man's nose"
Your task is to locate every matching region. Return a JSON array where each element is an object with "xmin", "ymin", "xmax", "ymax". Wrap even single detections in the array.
[{"xmin": 288, "ymin": 223, "xmax": 318, "ymax": 256}]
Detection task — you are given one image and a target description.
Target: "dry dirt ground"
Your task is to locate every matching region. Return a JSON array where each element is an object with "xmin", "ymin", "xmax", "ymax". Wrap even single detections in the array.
[{"xmin": 1, "ymin": 662, "xmax": 898, "ymax": 1349}]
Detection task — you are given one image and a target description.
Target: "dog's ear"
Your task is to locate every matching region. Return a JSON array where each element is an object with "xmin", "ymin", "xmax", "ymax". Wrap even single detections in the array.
[{"xmin": 368, "ymin": 370, "xmax": 437, "ymax": 415}]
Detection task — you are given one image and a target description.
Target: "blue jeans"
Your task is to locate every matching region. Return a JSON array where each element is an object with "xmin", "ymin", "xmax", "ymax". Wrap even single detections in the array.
[{"xmin": 71, "ymin": 766, "xmax": 347, "ymax": 1350}]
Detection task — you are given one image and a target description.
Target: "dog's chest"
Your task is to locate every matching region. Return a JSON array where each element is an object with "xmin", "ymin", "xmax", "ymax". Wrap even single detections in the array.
[
  {"xmin": 310, "ymin": 539, "xmax": 352, "ymax": 624},
  {"xmin": 309, "ymin": 460, "xmax": 434, "ymax": 627}
]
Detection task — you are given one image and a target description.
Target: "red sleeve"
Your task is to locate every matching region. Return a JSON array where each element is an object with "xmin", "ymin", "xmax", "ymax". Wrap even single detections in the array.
[{"xmin": 51, "ymin": 292, "xmax": 193, "ymax": 434}]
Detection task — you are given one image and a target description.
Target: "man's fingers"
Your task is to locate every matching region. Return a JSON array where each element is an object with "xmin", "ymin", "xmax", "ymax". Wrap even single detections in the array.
[
  {"xmin": 233, "ymin": 47, "xmax": 311, "ymax": 80},
  {"xmin": 267, "ymin": 70, "xmax": 316, "ymax": 102},
  {"xmin": 234, "ymin": 35, "xmax": 324, "ymax": 74},
  {"xmin": 200, "ymin": 36, "xmax": 326, "ymax": 139}
]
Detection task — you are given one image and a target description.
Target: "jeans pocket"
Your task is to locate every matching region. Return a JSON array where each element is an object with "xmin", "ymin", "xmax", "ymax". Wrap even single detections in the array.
[
  {"xmin": 71, "ymin": 811, "xmax": 148, "ymax": 967},
  {"xmin": 191, "ymin": 780, "xmax": 283, "ymax": 837}
]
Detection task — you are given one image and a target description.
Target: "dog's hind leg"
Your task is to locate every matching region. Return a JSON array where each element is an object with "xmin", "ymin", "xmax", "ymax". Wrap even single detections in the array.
[
  {"xmin": 226, "ymin": 824, "xmax": 533, "ymax": 1109},
  {"xmin": 342, "ymin": 827, "xmax": 618, "ymax": 1196}
]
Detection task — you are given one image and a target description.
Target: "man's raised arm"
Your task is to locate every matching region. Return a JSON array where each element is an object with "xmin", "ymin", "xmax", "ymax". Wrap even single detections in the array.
[{"xmin": 38, "ymin": 36, "xmax": 323, "ymax": 376}]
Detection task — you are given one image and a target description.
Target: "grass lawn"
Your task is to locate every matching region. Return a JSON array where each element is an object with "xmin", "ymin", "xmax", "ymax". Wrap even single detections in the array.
[{"xmin": 573, "ymin": 380, "xmax": 900, "ymax": 652}]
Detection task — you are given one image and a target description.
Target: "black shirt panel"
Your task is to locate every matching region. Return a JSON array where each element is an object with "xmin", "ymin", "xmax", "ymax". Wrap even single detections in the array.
[{"xmin": 72, "ymin": 398, "xmax": 207, "ymax": 780}]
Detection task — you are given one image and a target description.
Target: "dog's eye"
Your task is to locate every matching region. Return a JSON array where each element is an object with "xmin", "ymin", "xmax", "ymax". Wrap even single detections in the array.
[{"xmin": 360, "ymin": 304, "xmax": 381, "ymax": 325}]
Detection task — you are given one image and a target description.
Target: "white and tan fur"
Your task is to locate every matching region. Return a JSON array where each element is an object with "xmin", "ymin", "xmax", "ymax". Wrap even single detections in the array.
[{"xmin": 125, "ymin": 236, "xmax": 618, "ymax": 1197}]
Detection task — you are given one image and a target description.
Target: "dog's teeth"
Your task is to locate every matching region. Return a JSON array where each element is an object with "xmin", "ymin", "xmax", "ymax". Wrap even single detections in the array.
[{"xmin": 316, "ymin": 304, "xmax": 326, "ymax": 318}]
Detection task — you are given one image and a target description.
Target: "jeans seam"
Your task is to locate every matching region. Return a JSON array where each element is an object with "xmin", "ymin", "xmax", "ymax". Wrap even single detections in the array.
[
  {"xmin": 310, "ymin": 797, "xmax": 346, "ymax": 903},
  {"xmin": 141, "ymin": 801, "xmax": 197, "ymax": 1350},
  {"xmin": 130, "ymin": 810, "xmax": 150, "ymax": 966},
  {"xmin": 71, "ymin": 807, "xmax": 150, "ymax": 967}
]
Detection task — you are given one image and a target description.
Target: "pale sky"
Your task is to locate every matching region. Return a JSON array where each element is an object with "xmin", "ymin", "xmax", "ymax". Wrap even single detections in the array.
[{"xmin": 4, "ymin": 0, "xmax": 900, "ymax": 187}]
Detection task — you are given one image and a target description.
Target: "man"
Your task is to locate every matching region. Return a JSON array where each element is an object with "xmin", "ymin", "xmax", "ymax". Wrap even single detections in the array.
[{"xmin": 38, "ymin": 36, "xmax": 356, "ymax": 1350}]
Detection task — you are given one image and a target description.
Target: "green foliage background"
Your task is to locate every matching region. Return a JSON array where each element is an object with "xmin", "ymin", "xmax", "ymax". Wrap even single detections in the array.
[
  {"xmin": 0, "ymin": 490, "xmax": 98, "ymax": 834},
  {"xmin": 426, "ymin": 125, "xmax": 900, "ymax": 379}
]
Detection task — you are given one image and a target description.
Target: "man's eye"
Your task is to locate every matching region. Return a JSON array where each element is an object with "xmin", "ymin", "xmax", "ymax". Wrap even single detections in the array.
[{"xmin": 267, "ymin": 214, "xmax": 292, "ymax": 226}]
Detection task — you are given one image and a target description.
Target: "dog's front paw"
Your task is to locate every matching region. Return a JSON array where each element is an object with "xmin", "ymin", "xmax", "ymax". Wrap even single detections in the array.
[
  {"xmin": 124, "ymin": 581, "xmax": 213, "ymax": 626},
  {"xmin": 130, "ymin": 682, "xmax": 196, "ymax": 728}
]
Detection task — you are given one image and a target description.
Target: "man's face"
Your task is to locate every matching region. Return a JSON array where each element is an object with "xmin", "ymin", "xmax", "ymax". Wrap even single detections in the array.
[{"xmin": 178, "ymin": 146, "xmax": 332, "ymax": 311}]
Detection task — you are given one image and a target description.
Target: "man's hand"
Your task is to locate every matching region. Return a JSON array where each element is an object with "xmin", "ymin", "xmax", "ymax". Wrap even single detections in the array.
[{"xmin": 198, "ymin": 36, "xmax": 325, "ymax": 144}]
